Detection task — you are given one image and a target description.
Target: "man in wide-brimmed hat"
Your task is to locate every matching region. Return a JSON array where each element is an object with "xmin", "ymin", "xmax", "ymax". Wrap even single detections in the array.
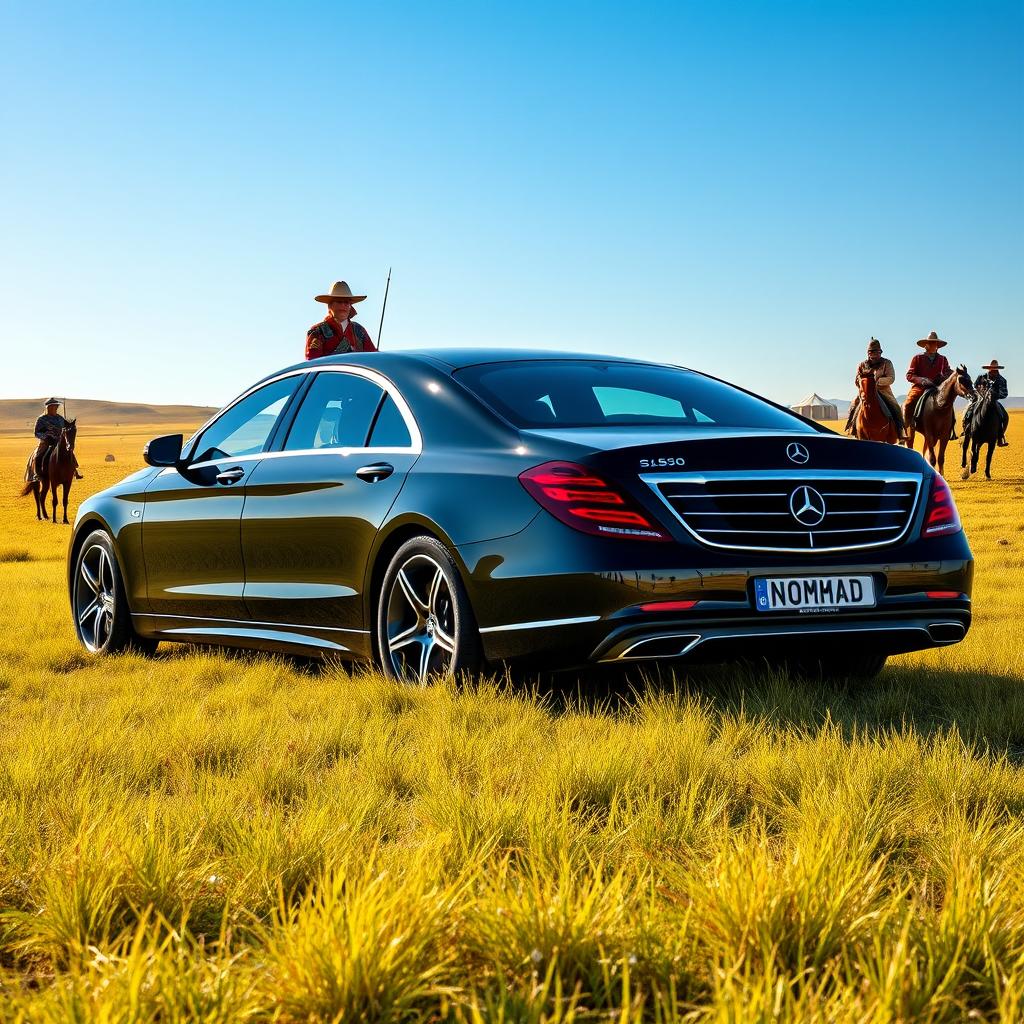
[
  {"xmin": 31, "ymin": 398, "xmax": 82, "ymax": 481},
  {"xmin": 845, "ymin": 337, "xmax": 906, "ymax": 439},
  {"xmin": 902, "ymin": 331, "xmax": 953, "ymax": 431},
  {"xmin": 964, "ymin": 359, "xmax": 1010, "ymax": 446},
  {"xmin": 305, "ymin": 281, "xmax": 376, "ymax": 359}
]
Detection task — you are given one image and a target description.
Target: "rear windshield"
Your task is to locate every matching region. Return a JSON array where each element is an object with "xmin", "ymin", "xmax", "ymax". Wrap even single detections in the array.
[{"xmin": 454, "ymin": 360, "xmax": 808, "ymax": 430}]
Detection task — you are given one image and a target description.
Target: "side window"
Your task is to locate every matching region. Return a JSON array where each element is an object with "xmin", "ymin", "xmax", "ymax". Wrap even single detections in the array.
[
  {"xmin": 367, "ymin": 394, "xmax": 412, "ymax": 447},
  {"xmin": 285, "ymin": 372, "xmax": 385, "ymax": 451},
  {"xmin": 194, "ymin": 376, "xmax": 299, "ymax": 462}
]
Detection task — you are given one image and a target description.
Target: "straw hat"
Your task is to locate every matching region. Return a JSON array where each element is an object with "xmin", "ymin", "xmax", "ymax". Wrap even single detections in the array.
[
  {"xmin": 315, "ymin": 281, "xmax": 367, "ymax": 304},
  {"xmin": 981, "ymin": 359, "xmax": 1005, "ymax": 370},
  {"xmin": 917, "ymin": 331, "xmax": 948, "ymax": 349}
]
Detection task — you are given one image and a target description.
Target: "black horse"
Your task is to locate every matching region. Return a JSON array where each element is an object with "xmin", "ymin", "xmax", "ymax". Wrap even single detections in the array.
[{"xmin": 961, "ymin": 382, "xmax": 1002, "ymax": 480}]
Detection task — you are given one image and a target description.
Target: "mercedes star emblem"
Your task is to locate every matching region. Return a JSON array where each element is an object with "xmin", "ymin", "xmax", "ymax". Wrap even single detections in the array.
[
  {"xmin": 786, "ymin": 442, "xmax": 810, "ymax": 464},
  {"xmin": 789, "ymin": 485, "xmax": 826, "ymax": 526}
]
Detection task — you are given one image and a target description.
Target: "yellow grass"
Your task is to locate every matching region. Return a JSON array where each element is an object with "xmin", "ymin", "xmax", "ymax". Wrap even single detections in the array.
[{"xmin": 0, "ymin": 413, "xmax": 1022, "ymax": 1021}]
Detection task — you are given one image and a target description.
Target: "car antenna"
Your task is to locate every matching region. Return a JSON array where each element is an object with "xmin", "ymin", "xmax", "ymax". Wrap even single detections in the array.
[{"xmin": 376, "ymin": 267, "xmax": 391, "ymax": 350}]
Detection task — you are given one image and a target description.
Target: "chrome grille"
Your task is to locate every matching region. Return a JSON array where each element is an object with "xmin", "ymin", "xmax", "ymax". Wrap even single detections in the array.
[{"xmin": 643, "ymin": 470, "xmax": 922, "ymax": 553}]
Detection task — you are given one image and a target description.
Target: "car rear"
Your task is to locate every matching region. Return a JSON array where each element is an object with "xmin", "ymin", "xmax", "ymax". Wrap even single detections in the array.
[{"xmin": 448, "ymin": 358, "xmax": 972, "ymax": 673}]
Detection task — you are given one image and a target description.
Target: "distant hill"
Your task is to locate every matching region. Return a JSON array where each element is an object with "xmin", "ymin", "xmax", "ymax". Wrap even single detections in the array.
[
  {"xmin": 820, "ymin": 395, "xmax": 1023, "ymax": 419},
  {"xmin": 0, "ymin": 398, "xmax": 218, "ymax": 433}
]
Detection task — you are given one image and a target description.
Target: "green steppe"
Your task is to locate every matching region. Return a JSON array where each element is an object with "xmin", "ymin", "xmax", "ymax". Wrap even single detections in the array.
[{"xmin": 0, "ymin": 414, "xmax": 1022, "ymax": 1022}]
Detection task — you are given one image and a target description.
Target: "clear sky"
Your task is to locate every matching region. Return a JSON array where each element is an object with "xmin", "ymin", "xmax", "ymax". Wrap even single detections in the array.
[{"xmin": 1, "ymin": 0, "xmax": 1021, "ymax": 409}]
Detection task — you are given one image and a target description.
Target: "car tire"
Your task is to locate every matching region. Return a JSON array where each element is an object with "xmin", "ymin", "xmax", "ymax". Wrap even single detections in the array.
[
  {"xmin": 72, "ymin": 531, "xmax": 158, "ymax": 656},
  {"xmin": 377, "ymin": 536, "xmax": 482, "ymax": 684}
]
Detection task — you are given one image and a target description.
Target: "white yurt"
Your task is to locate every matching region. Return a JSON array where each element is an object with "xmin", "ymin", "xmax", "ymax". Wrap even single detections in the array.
[{"xmin": 791, "ymin": 393, "xmax": 838, "ymax": 420}]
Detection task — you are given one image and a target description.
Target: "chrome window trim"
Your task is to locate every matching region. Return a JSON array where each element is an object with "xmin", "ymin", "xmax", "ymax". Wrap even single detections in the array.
[
  {"xmin": 642, "ymin": 469, "xmax": 923, "ymax": 554},
  {"xmin": 185, "ymin": 446, "xmax": 418, "ymax": 472},
  {"xmin": 184, "ymin": 364, "xmax": 421, "ymax": 463}
]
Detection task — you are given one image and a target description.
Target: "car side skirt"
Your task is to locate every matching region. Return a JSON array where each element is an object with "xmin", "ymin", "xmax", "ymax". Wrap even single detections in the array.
[{"xmin": 131, "ymin": 612, "xmax": 373, "ymax": 660}]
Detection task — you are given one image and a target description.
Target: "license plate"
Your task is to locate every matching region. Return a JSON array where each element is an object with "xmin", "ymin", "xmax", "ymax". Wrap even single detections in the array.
[{"xmin": 753, "ymin": 575, "xmax": 876, "ymax": 613}]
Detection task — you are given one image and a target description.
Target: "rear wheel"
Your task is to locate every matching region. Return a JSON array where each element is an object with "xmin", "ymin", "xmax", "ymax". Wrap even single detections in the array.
[
  {"xmin": 72, "ymin": 531, "xmax": 157, "ymax": 656},
  {"xmin": 377, "ymin": 537, "xmax": 482, "ymax": 684}
]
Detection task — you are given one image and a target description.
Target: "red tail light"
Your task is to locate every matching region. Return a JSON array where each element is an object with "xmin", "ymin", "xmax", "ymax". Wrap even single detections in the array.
[
  {"xmin": 519, "ymin": 461, "xmax": 671, "ymax": 542},
  {"xmin": 639, "ymin": 600, "xmax": 699, "ymax": 612},
  {"xmin": 921, "ymin": 475, "xmax": 962, "ymax": 538}
]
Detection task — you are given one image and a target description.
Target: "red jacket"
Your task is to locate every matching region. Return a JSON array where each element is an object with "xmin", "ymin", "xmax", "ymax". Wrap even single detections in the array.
[
  {"xmin": 305, "ymin": 313, "xmax": 376, "ymax": 360},
  {"xmin": 906, "ymin": 352, "xmax": 951, "ymax": 387}
]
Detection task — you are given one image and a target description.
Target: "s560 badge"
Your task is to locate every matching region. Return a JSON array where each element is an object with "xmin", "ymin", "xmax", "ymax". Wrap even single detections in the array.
[{"xmin": 639, "ymin": 457, "xmax": 686, "ymax": 469}]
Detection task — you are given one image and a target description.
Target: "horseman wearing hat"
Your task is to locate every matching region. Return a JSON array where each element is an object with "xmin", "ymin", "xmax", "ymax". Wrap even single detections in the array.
[
  {"xmin": 964, "ymin": 359, "xmax": 1010, "ymax": 447},
  {"xmin": 902, "ymin": 331, "xmax": 953, "ymax": 430},
  {"xmin": 305, "ymin": 281, "xmax": 376, "ymax": 359},
  {"xmin": 845, "ymin": 337, "xmax": 905, "ymax": 439},
  {"xmin": 31, "ymin": 398, "xmax": 82, "ymax": 481}
]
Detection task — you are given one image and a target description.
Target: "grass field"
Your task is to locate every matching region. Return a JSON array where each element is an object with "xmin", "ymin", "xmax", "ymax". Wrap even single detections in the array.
[{"xmin": 0, "ymin": 415, "xmax": 1022, "ymax": 1021}]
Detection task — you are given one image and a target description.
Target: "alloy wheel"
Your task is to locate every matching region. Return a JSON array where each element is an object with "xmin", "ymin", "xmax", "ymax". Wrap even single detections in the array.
[
  {"xmin": 75, "ymin": 543, "xmax": 117, "ymax": 652},
  {"xmin": 384, "ymin": 553, "xmax": 456, "ymax": 682}
]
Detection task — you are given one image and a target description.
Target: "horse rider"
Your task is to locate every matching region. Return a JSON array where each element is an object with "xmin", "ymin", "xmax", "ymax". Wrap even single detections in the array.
[
  {"xmin": 305, "ymin": 280, "xmax": 376, "ymax": 359},
  {"xmin": 32, "ymin": 398, "xmax": 83, "ymax": 480},
  {"xmin": 903, "ymin": 330, "xmax": 952, "ymax": 431},
  {"xmin": 964, "ymin": 359, "xmax": 1010, "ymax": 447},
  {"xmin": 845, "ymin": 337, "xmax": 906, "ymax": 440}
]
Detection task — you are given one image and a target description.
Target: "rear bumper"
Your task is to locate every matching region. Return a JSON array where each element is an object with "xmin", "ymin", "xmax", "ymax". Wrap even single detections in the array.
[
  {"xmin": 457, "ymin": 514, "xmax": 974, "ymax": 669},
  {"xmin": 591, "ymin": 606, "xmax": 970, "ymax": 663}
]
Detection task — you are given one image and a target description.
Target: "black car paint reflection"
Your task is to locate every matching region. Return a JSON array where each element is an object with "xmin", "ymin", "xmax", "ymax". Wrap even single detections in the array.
[{"xmin": 68, "ymin": 351, "xmax": 973, "ymax": 681}]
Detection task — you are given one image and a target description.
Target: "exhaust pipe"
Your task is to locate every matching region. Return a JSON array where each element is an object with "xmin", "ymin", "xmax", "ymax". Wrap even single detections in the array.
[
  {"xmin": 928, "ymin": 622, "xmax": 966, "ymax": 644},
  {"xmin": 618, "ymin": 634, "xmax": 702, "ymax": 660}
]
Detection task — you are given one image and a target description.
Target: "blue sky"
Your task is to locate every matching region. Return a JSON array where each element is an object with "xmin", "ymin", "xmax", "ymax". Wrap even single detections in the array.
[{"xmin": 1, "ymin": 0, "xmax": 1020, "ymax": 408}]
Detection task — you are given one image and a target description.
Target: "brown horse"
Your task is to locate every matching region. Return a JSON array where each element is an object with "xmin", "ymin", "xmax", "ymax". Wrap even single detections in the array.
[
  {"xmin": 21, "ymin": 421, "xmax": 78, "ymax": 523},
  {"xmin": 904, "ymin": 365, "xmax": 973, "ymax": 477},
  {"xmin": 854, "ymin": 373, "xmax": 898, "ymax": 443}
]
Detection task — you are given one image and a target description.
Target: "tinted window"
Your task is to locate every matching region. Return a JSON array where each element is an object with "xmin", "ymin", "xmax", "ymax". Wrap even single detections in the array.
[
  {"xmin": 455, "ymin": 360, "xmax": 807, "ymax": 431},
  {"xmin": 285, "ymin": 372, "xmax": 384, "ymax": 450},
  {"xmin": 368, "ymin": 394, "xmax": 412, "ymax": 447},
  {"xmin": 194, "ymin": 376, "xmax": 299, "ymax": 461}
]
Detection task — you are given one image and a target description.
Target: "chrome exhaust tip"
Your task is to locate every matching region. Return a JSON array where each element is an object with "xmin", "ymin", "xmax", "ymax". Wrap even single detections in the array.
[
  {"xmin": 617, "ymin": 634, "xmax": 702, "ymax": 661},
  {"xmin": 928, "ymin": 621, "xmax": 966, "ymax": 644}
]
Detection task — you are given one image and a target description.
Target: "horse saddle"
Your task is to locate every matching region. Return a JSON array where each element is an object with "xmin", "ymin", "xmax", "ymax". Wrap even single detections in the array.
[
  {"xmin": 33, "ymin": 442, "xmax": 57, "ymax": 478},
  {"xmin": 910, "ymin": 387, "xmax": 957, "ymax": 440},
  {"xmin": 911, "ymin": 387, "xmax": 937, "ymax": 422}
]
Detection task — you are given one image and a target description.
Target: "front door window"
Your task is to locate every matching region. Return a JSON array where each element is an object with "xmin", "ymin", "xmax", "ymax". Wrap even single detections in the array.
[{"xmin": 193, "ymin": 376, "xmax": 300, "ymax": 463}]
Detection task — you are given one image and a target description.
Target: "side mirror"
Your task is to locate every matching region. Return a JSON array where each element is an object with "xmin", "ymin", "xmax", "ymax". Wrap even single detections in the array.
[{"xmin": 144, "ymin": 433, "xmax": 183, "ymax": 467}]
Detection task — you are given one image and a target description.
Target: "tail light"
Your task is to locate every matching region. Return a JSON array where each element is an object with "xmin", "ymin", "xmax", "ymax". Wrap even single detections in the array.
[
  {"xmin": 921, "ymin": 475, "xmax": 962, "ymax": 537},
  {"xmin": 519, "ymin": 461, "xmax": 671, "ymax": 541}
]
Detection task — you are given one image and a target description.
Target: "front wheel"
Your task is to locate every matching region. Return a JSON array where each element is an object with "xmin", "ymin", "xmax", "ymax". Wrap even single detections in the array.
[
  {"xmin": 376, "ymin": 537, "xmax": 482, "ymax": 684},
  {"xmin": 72, "ymin": 531, "xmax": 157, "ymax": 656}
]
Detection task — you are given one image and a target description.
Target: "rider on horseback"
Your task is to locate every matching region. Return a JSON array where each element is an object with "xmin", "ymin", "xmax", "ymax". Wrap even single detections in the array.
[
  {"xmin": 845, "ymin": 337, "xmax": 906, "ymax": 440},
  {"xmin": 963, "ymin": 359, "xmax": 1010, "ymax": 447},
  {"xmin": 31, "ymin": 398, "xmax": 83, "ymax": 481},
  {"xmin": 902, "ymin": 331, "xmax": 952, "ymax": 434}
]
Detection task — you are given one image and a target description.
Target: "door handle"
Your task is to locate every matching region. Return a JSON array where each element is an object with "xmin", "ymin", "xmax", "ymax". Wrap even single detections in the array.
[
  {"xmin": 216, "ymin": 467, "xmax": 245, "ymax": 485},
  {"xmin": 356, "ymin": 462, "xmax": 395, "ymax": 483}
]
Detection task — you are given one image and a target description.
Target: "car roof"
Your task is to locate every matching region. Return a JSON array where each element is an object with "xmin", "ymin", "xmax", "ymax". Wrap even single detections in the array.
[{"xmin": 273, "ymin": 348, "xmax": 683, "ymax": 376}]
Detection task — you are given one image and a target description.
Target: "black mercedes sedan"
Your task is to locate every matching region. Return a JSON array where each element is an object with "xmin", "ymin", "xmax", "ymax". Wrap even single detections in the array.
[{"xmin": 68, "ymin": 350, "xmax": 973, "ymax": 682}]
